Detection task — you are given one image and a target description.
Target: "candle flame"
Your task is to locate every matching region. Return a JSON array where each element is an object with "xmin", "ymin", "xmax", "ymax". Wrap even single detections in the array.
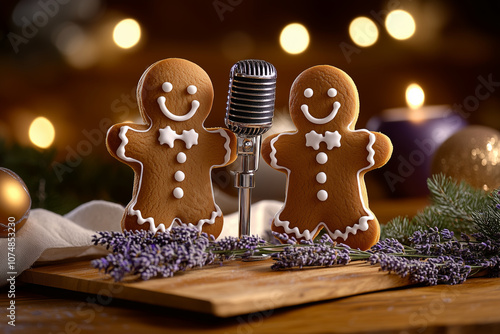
[{"xmin": 406, "ymin": 83, "xmax": 425, "ymax": 110}]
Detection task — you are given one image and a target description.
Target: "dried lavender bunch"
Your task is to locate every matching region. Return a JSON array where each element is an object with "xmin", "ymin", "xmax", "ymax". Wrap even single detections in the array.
[
  {"xmin": 91, "ymin": 225, "xmax": 214, "ymax": 281},
  {"xmin": 368, "ymin": 253, "xmax": 471, "ymax": 285}
]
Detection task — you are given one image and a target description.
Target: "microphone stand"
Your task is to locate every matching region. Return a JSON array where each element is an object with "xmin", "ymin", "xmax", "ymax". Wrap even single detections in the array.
[{"xmin": 234, "ymin": 135, "xmax": 261, "ymax": 238}]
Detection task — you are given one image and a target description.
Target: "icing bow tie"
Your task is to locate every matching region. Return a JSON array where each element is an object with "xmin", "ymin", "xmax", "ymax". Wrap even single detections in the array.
[
  {"xmin": 305, "ymin": 130, "xmax": 341, "ymax": 150},
  {"xmin": 158, "ymin": 126, "xmax": 199, "ymax": 149}
]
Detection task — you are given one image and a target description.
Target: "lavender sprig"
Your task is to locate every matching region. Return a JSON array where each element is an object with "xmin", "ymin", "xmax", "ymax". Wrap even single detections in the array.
[
  {"xmin": 210, "ymin": 235, "xmax": 267, "ymax": 260},
  {"xmin": 91, "ymin": 225, "xmax": 214, "ymax": 281}
]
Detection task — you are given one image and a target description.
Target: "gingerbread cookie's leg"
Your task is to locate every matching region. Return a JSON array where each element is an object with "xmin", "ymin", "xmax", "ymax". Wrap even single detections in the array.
[
  {"xmin": 198, "ymin": 213, "xmax": 224, "ymax": 238},
  {"xmin": 271, "ymin": 204, "xmax": 324, "ymax": 241}
]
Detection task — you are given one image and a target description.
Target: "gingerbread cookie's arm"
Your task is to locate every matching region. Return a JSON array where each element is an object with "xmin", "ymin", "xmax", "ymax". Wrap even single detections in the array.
[
  {"xmin": 369, "ymin": 132, "xmax": 393, "ymax": 170},
  {"xmin": 106, "ymin": 122, "xmax": 151, "ymax": 164},
  {"xmin": 262, "ymin": 131, "xmax": 296, "ymax": 173},
  {"xmin": 205, "ymin": 127, "xmax": 237, "ymax": 167}
]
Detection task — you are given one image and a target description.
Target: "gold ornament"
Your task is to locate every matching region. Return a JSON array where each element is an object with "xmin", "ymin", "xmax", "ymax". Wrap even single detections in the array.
[
  {"xmin": 431, "ymin": 125, "xmax": 500, "ymax": 191},
  {"xmin": 0, "ymin": 168, "xmax": 31, "ymax": 237}
]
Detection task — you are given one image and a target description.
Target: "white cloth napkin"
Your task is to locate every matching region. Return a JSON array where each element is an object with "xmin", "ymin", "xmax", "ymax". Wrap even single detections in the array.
[{"xmin": 0, "ymin": 200, "xmax": 282, "ymax": 286}]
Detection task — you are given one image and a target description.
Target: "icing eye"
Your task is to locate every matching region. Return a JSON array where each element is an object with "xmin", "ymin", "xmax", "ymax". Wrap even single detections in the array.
[
  {"xmin": 327, "ymin": 88, "xmax": 337, "ymax": 97},
  {"xmin": 187, "ymin": 85, "xmax": 197, "ymax": 95},
  {"xmin": 162, "ymin": 82, "xmax": 173, "ymax": 93},
  {"xmin": 304, "ymin": 88, "xmax": 313, "ymax": 98}
]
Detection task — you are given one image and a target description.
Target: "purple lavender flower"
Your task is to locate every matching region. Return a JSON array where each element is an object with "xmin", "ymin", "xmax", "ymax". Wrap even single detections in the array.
[
  {"xmin": 271, "ymin": 244, "xmax": 351, "ymax": 270},
  {"xmin": 370, "ymin": 238, "xmax": 405, "ymax": 254},
  {"xmin": 271, "ymin": 231, "xmax": 298, "ymax": 245}
]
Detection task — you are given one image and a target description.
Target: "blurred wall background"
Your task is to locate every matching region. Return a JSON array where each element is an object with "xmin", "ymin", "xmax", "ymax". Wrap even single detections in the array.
[{"xmin": 0, "ymin": 0, "xmax": 499, "ymax": 213}]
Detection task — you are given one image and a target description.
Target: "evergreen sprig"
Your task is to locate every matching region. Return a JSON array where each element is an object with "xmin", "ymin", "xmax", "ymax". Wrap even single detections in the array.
[{"xmin": 381, "ymin": 174, "xmax": 491, "ymax": 242}]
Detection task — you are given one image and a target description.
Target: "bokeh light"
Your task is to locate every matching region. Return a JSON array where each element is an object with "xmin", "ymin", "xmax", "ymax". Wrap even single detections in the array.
[
  {"xmin": 113, "ymin": 18, "xmax": 141, "ymax": 49},
  {"xmin": 29, "ymin": 117, "xmax": 55, "ymax": 149},
  {"xmin": 406, "ymin": 83, "xmax": 425, "ymax": 109},
  {"xmin": 280, "ymin": 23, "xmax": 310, "ymax": 54},
  {"xmin": 349, "ymin": 17, "xmax": 378, "ymax": 47},
  {"xmin": 53, "ymin": 23, "xmax": 98, "ymax": 69},
  {"xmin": 385, "ymin": 10, "xmax": 416, "ymax": 40}
]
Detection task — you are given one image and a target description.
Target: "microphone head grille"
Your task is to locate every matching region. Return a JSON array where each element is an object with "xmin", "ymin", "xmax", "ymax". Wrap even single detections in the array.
[{"xmin": 225, "ymin": 59, "xmax": 277, "ymax": 136}]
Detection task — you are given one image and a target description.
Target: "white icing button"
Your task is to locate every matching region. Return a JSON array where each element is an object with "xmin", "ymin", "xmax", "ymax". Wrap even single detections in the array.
[
  {"xmin": 327, "ymin": 88, "xmax": 337, "ymax": 97},
  {"xmin": 176, "ymin": 152, "xmax": 187, "ymax": 163},
  {"xmin": 316, "ymin": 152, "xmax": 328, "ymax": 164},
  {"xmin": 173, "ymin": 187, "xmax": 184, "ymax": 199},
  {"xmin": 316, "ymin": 172, "xmax": 327, "ymax": 184},
  {"xmin": 304, "ymin": 88, "xmax": 313, "ymax": 98},
  {"xmin": 317, "ymin": 190, "xmax": 328, "ymax": 201},
  {"xmin": 187, "ymin": 85, "xmax": 197, "ymax": 95},
  {"xmin": 174, "ymin": 170, "xmax": 185, "ymax": 182},
  {"xmin": 162, "ymin": 82, "xmax": 173, "ymax": 93}
]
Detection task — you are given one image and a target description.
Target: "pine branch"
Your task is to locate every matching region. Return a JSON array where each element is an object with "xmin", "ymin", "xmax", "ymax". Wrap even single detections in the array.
[
  {"xmin": 472, "ymin": 190, "xmax": 500, "ymax": 239},
  {"xmin": 382, "ymin": 174, "xmax": 490, "ymax": 242},
  {"xmin": 427, "ymin": 174, "xmax": 489, "ymax": 222}
]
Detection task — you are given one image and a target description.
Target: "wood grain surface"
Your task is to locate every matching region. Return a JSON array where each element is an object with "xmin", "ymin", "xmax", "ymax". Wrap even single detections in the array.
[
  {"xmin": 4, "ymin": 277, "xmax": 500, "ymax": 334},
  {"xmin": 19, "ymin": 259, "xmax": 412, "ymax": 317}
]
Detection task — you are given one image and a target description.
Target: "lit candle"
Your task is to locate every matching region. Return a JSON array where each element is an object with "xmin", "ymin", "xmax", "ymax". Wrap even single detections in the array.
[
  {"xmin": 28, "ymin": 116, "xmax": 55, "ymax": 208},
  {"xmin": 367, "ymin": 83, "xmax": 467, "ymax": 197}
]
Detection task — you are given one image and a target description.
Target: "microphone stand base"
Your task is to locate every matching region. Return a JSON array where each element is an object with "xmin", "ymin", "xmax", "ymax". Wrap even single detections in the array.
[{"xmin": 235, "ymin": 252, "xmax": 271, "ymax": 262}]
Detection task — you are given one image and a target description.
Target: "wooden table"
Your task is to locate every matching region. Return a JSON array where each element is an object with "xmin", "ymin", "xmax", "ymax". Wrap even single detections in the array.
[
  {"xmin": 3, "ymin": 277, "xmax": 500, "ymax": 334},
  {"xmin": 2, "ymin": 197, "xmax": 500, "ymax": 333}
]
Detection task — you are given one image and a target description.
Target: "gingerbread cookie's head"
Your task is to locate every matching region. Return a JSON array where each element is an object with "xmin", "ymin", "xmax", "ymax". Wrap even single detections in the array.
[
  {"xmin": 137, "ymin": 58, "xmax": 214, "ymax": 129},
  {"xmin": 289, "ymin": 65, "xmax": 360, "ymax": 133}
]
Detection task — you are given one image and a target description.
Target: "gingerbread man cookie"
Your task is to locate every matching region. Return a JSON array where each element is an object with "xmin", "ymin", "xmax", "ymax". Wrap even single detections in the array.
[
  {"xmin": 262, "ymin": 65, "xmax": 392, "ymax": 250},
  {"xmin": 106, "ymin": 58, "xmax": 237, "ymax": 238}
]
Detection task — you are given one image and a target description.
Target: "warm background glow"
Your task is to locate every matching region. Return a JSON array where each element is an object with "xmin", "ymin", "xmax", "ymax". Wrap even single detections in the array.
[
  {"xmin": 406, "ymin": 83, "xmax": 425, "ymax": 109},
  {"xmin": 280, "ymin": 23, "xmax": 310, "ymax": 54},
  {"xmin": 349, "ymin": 17, "xmax": 379, "ymax": 47},
  {"xmin": 29, "ymin": 117, "xmax": 55, "ymax": 149},
  {"xmin": 0, "ymin": 1, "xmax": 498, "ymax": 212},
  {"xmin": 385, "ymin": 10, "xmax": 416, "ymax": 40},
  {"xmin": 113, "ymin": 18, "xmax": 142, "ymax": 49}
]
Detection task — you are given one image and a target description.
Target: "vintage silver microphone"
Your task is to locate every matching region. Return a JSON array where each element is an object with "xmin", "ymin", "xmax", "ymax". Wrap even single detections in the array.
[{"xmin": 225, "ymin": 59, "xmax": 277, "ymax": 238}]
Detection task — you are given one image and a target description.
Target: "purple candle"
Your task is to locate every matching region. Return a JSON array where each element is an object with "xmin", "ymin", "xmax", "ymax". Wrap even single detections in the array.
[{"xmin": 367, "ymin": 84, "xmax": 467, "ymax": 197}]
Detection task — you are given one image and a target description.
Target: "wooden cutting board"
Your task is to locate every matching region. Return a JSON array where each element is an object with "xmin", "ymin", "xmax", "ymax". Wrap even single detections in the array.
[{"xmin": 20, "ymin": 259, "xmax": 412, "ymax": 317}]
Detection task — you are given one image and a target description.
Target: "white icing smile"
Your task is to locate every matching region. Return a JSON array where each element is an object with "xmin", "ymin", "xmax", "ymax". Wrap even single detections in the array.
[
  {"xmin": 300, "ymin": 87, "xmax": 341, "ymax": 125},
  {"xmin": 301, "ymin": 102, "xmax": 340, "ymax": 124},
  {"xmin": 157, "ymin": 82, "xmax": 200, "ymax": 122}
]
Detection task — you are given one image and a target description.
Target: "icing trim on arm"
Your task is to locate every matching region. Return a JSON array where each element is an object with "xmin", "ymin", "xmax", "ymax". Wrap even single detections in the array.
[{"xmin": 207, "ymin": 129, "xmax": 232, "ymax": 166}]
